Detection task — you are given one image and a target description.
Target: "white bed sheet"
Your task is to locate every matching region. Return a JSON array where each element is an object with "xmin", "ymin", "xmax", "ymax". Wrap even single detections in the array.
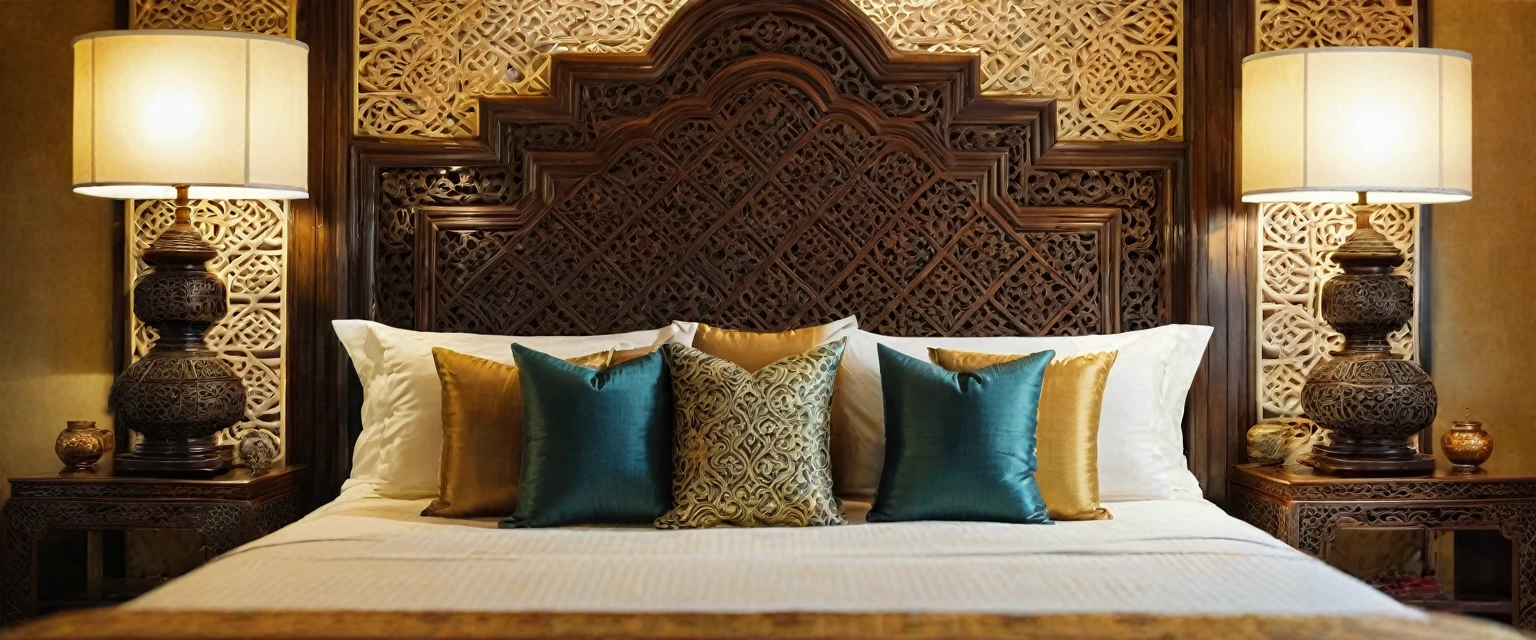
[{"xmin": 128, "ymin": 485, "xmax": 1420, "ymax": 620}]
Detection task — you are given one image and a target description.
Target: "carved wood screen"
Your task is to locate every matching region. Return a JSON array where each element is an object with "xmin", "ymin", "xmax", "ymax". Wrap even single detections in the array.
[{"xmin": 359, "ymin": 3, "xmax": 1176, "ymax": 344}]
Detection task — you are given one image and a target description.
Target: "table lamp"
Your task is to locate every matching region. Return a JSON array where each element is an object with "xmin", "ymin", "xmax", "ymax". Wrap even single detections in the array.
[
  {"xmin": 1242, "ymin": 47, "xmax": 1472, "ymax": 476},
  {"xmin": 72, "ymin": 30, "xmax": 308, "ymax": 475}
]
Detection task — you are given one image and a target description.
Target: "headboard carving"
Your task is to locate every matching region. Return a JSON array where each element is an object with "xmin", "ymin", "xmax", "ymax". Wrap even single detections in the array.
[{"xmin": 364, "ymin": 0, "xmax": 1173, "ymax": 340}]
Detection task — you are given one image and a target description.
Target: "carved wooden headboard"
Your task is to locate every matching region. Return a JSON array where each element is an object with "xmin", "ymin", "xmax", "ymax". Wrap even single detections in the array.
[
  {"xmin": 331, "ymin": 0, "xmax": 1218, "ymax": 502},
  {"xmin": 362, "ymin": 1, "xmax": 1175, "ymax": 338}
]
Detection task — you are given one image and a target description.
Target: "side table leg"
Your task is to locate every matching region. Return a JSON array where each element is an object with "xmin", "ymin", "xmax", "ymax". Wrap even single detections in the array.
[{"xmin": 1, "ymin": 501, "xmax": 45, "ymax": 625}]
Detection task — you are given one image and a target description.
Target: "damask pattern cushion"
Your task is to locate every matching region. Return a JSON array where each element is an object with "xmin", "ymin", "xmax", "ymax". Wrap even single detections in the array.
[
  {"xmin": 869, "ymin": 345, "xmax": 1053, "ymax": 524},
  {"xmin": 656, "ymin": 342, "xmax": 846, "ymax": 529},
  {"xmin": 332, "ymin": 320, "xmax": 694, "ymax": 498},
  {"xmin": 929, "ymin": 348, "xmax": 1118, "ymax": 521},
  {"xmin": 422, "ymin": 348, "xmax": 612, "ymax": 519},
  {"xmin": 680, "ymin": 317, "xmax": 868, "ymax": 499},
  {"xmin": 501, "ymin": 345, "xmax": 674, "ymax": 528}
]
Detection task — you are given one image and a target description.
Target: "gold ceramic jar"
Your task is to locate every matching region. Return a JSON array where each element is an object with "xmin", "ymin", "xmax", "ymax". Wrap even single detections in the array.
[{"xmin": 1441, "ymin": 418, "xmax": 1492, "ymax": 473}]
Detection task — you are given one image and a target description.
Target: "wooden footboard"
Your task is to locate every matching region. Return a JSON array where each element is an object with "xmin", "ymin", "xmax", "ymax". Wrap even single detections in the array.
[{"xmin": 4, "ymin": 610, "xmax": 1526, "ymax": 640}]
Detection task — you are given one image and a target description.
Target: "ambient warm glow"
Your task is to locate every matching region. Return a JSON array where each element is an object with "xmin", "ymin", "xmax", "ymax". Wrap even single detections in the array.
[
  {"xmin": 72, "ymin": 30, "xmax": 309, "ymax": 201},
  {"xmin": 1241, "ymin": 47, "xmax": 1472, "ymax": 205}
]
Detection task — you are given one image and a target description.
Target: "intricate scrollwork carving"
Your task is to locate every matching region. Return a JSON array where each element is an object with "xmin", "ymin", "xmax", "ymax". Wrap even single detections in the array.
[
  {"xmin": 130, "ymin": 0, "xmax": 291, "ymax": 35},
  {"xmin": 1253, "ymin": 1, "xmax": 1420, "ymax": 419},
  {"xmin": 355, "ymin": 0, "xmax": 1183, "ymax": 142},
  {"xmin": 1255, "ymin": 0, "xmax": 1414, "ymax": 51},
  {"xmin": 370, "ymin": 3, "xmax": 1170, "ymax": 339}
]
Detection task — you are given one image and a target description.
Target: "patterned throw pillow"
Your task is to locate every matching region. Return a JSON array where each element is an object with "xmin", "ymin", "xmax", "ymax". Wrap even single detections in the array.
[{"xmin": 656, "ymin": 341, "xmax": 846, "ymax": 529}]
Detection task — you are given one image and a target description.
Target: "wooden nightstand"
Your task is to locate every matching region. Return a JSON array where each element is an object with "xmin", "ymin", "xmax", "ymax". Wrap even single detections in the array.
[
  {"xmin": 0, "ymin": 463, "xmax": 305, "ymax": 624},
  {"xmin": 1231, "ymin": 463, "xmax": 1536, "ymax": 629}
]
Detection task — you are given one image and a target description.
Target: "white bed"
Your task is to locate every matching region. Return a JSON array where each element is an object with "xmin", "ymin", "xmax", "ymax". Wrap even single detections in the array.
[{"xmin": 128, "ymin": 484, "xmax": 1418, "ymax": 620}]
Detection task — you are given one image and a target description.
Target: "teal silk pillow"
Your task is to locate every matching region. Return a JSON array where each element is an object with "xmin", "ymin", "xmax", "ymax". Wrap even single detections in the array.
[
  {"xmin": 868, "ymin": 345, "xmax": 1054, "ymax": 524},
  {"xmin": 500, "ymin": 344, "xmax": 673, "ymax": 528}
]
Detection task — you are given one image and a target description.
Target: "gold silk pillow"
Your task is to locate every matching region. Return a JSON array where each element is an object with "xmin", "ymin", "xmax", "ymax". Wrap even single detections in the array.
[
  {"xmin": 422, "ymin": 347, "xmax": 611, "ymax": 518},
  {"xmin": 656, "ymin": 341, "xmax": 846, "ymax": 529},
  {"xmin": 690, "ymin": 317, "xmax": 855, "ymax": 373},
  {"xmin": 929, "ymin": 348, "xmax": 1119, "ymax": 521},
  {"xmin": 690, "ymin": 317, "xmax": 864, "ymax": 495}
]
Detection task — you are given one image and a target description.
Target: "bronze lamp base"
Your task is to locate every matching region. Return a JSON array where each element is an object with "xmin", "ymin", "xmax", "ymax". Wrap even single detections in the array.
[{"xmin": 1300, "ymin": 195, "xmax": 1436, "ymax": 477}]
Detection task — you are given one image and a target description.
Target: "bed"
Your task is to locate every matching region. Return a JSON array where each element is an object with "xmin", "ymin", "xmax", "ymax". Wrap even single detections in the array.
[
  {"xmin": 8, "ymin": 487, "xmax": 1520, "ymax": 639},
  {"xmin": 6, "ymin": 1, "xmax": 1522, "ymax": 638}
]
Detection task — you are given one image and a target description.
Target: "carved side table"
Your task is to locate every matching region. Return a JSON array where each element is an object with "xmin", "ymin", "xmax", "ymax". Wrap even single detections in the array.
[
  {"xmin": 1231, "ymin": 463, "xmax": 1536, "ymax": 629},
  {"xmin": 1, "ymin": 464, "xmax": 305, "ymax": 624}
]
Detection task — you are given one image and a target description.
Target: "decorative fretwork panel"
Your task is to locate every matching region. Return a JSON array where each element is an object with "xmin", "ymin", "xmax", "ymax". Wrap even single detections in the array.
[
  {"xmin": 130, "ymin": 0, "xmax": 292, "ymax": 35},
  {"xmin": 853, "ymin": 0, "xmax": 1181, "ymax": 141},
  {"xmin": 355, "ymin": 0, "xmax": 1183, "ymax": 141},
  {"xmin": 127, "ymin": 1, "xmax": 294, "ymax": 451},
  {"xmin": 1255, "ymin": 0, "xmax": 1415, "ymax": 51},
  {"xmin": 370, "ymin": 3, "xmax": 1172, "ymax": 340},
  {"xmin": 1254, "ymin": 0, "xmax": 1420, "ymax": 419}
]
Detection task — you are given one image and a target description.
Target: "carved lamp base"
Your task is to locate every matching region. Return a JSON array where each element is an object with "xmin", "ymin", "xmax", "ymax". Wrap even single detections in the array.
[
  {"xmin": 1301, "ymin": 201, "xmax": 1436, "ymax": 478},
  {"xmin": 110, "ymin": 185, "xmax": 244, "ymax": 478},
  {"xmin": 1302, "ymin": 450, "xmax": 1435, "ymax": 476}
]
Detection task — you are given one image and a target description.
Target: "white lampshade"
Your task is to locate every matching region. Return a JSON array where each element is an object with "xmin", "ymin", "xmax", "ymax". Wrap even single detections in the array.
[
  {"xmin": 72, "ymin": 30, "xmax": 309, "ymax": 200},
  {"xmin": 1241, "ymin": 47, "xmax": 1472, "ymax": 205}
]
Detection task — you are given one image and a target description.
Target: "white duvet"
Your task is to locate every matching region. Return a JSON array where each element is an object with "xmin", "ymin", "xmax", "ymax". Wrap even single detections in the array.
[{"xmin": 129, "ymin": 486, "xmax": 1419, "ymax": 620}]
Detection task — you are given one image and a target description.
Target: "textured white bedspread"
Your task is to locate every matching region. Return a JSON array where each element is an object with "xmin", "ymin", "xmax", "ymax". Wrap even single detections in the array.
[{"xmin": 129, "ymin": 486, "xmax": 1419, "ymax": 619}]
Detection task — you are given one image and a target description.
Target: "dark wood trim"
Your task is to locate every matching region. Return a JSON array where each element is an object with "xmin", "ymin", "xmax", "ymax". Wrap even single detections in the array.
[
  {"xmin": 1416, "ymin": 0, "xmax": 1436, "ymax": 456},
  {"xmin": 1184, "ymin": 0, "xmax": 1254, "ymax": 506},
  {"xmin": 286, "ymin": 0, "xmax": 357, "ymax": 506}
]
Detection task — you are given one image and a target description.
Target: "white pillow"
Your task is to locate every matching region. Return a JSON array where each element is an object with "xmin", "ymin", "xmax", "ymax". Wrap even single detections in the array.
[
  {"xmin": 333, "ymin": 320, "xmax": 696, "ymax": 498},
  {"xmin": 839, "ymin": 325, "xmax": 1212, "ymax": 502}
]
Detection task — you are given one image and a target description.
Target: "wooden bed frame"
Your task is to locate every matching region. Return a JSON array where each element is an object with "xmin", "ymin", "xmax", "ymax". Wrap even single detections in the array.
[{"xmin": 279, "ymin": 0, "xmax": 1255, "ymax": 509}]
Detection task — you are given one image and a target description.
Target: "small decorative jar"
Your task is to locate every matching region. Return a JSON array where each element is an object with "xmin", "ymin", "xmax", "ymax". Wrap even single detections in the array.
[
  {"xmin": 237, "ymin": 428, "xmax": 281, "ymax": 476},
  {"xmin": 55, "ymin": 421, "xmax": 112, "ymax": 472},
  {"xmin": 1441, "ymin": 414, "xmax": 1493, "ymax": 474}
]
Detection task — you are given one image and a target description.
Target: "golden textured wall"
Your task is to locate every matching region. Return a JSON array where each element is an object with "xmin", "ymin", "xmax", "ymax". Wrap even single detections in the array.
[
  {"xmin": 1429, "ymin": 0, "xmax": 1536, "ymax": 473},
  {"xmin": 127, "ymin": 0, "xmax": 294, "ymax": 458},
  {"xmin": 1253, "ymin": 0, "xmax": 1420, "ymax": 420},
  {"xmin": 355, "ymin": 0, "xmax": 1183, "ymax": 141},
  {"xmin": 0, "ymin": 0, "xmax": 118, "ymax": 498}
]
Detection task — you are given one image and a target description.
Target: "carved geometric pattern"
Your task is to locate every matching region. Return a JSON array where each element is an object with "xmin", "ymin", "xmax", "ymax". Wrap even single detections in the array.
[
  {"xmin": 1253, "ymin": 0, "xmax": 1421, "ymax": 419},
  {"xmin": 355, "ymin": 0, "xmax": 1183, "ymax": 142},
  {"xmin": 410, "ymin": 77, "xmax": 1129, "ymax": 338},
  {"xmin": 130, "ymin": 0, "xmax": 291, "ymax": 35},
  {"xmin": 364, "ymin": 0, "xmax": 1175, "ymax": 340},
  {"xmin": 1255, "ymin": 0, "xmax": 1415, "ymax": 51},
  {"xmin": 853, "ymin": 0, "xmax": 1182, "ymax": 141},
  {"xmin": 128, "ymin": 1, "xmax": 296, "ymax": 458}
]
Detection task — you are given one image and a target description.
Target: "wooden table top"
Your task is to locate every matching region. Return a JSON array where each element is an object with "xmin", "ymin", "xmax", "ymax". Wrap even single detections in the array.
[{"xmin": 7, "ymin": 458, "xmax": 304, "ymax": 500}]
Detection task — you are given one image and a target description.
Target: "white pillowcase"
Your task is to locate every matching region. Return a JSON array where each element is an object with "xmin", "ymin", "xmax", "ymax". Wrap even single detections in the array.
[
  {"xmin": 333, "ymin": 320, "xmax": 696, "ymax": 498},
  {"xmin": 839, "ymin": 325, "xmax": 1212, "ymax": 502}
]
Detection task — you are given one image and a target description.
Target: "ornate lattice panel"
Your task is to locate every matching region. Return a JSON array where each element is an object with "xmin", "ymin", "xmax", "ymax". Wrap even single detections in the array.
[
  {"xmin": 130, "ymin": 0, "xmax": 293, "ymax": 35},
  {"xmin": 355, "ymin": 0, "xmax": 1182, "ymax": 141},
  {"xmin": 1254, "ymin": 0, "xmax": 1419, "ymax": 419},
  {"xmin": 128, "ymin": 1, "xmax": 293, "ymax": 450},
  {"xmin": 370, "ymin": 3, "xmax": 1172, "ymax": 342}
]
